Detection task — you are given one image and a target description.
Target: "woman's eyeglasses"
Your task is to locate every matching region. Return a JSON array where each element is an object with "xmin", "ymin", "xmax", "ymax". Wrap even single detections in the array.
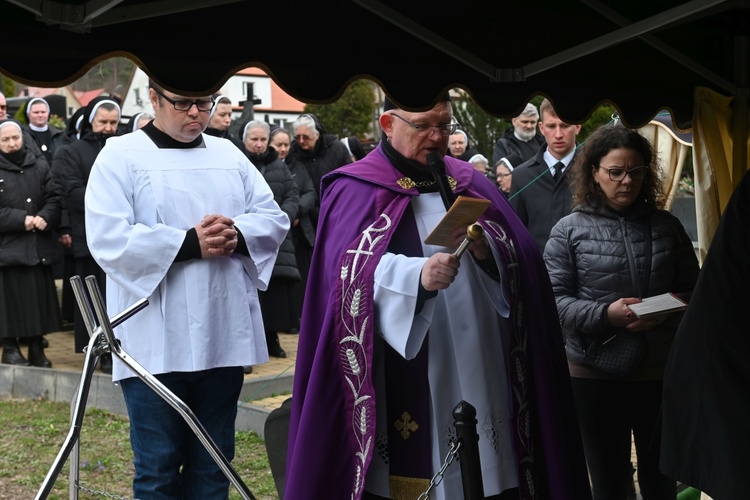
[
  {"xmin": 390, "ymin": 113, "xmax": 459, "ymax": 137},
  {"xmin": 600, "ymin": 166, "xmax": 648, "ymax": 181},
  {"xmin": 153, "ymin": 87, "xmax": 214, "ymax": 112}
]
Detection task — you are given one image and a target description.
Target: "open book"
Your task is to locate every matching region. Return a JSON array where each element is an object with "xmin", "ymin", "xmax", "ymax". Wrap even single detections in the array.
[
  {"xmin": 627, "ymin": 293, "xmax": 687, "ymax": 319},
  {"xmin": 423, "ymin": 196, "xmax": 491, "ymax": 246}
]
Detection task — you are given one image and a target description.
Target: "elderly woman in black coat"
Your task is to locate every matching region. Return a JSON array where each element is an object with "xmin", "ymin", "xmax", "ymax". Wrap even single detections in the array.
[
  {"xmin": 241, "ymin": 120, "xmax": 300, "ymax": 360},
  {"xmin": 0, "ymin": 119, "xmax": 62, "ymax": 367}
]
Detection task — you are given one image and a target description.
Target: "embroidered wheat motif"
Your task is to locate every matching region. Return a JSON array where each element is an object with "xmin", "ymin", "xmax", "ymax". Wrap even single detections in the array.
[
  {"xmin": 346, "ymin": 348, "xmax": 361, "ymax": 376},
  {"xmin": 350, "ymin": 288, "xmax": 362, "ymax": 317}
]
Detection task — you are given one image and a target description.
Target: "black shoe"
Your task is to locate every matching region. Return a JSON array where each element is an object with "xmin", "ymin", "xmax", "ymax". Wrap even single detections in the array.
[
  {"xmin": 41, "ymin": 336, "xmax": 49, "ymax": 348},
  {"xmin": 2, "ymin": 343, "xmax": 31, "ymax": 366},
  {"xmin": 266, "ymin": 332, "xmax": 287, "ymax": 358},
  {"xmin": 27, "ymin": 337, "xmax": 52, "ymax": 368},
  {"xmin": 99, "ymin": 353, "xmax": 113, "ymax": 374},
  {"xmin": 288, "ymin": 327, "xmax": 299, "ymax": 335},
  {"xmin": 243, "ymin": 365, "xmax": 253, "ymax": 374}
]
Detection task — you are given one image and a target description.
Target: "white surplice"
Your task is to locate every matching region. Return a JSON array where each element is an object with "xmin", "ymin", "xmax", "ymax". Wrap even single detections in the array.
[{"xmin": 84, "ymin": 131, "xmax": 289, "ymax": 382}]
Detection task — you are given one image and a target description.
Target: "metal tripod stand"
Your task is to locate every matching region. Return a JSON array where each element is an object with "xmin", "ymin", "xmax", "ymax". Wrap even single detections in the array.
[{"xmin": 35, "ymin": 275, "xmax": 255, "ymax": 500}]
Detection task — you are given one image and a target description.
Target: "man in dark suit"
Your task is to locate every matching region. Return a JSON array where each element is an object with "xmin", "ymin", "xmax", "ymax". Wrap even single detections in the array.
[{"xmin": 508, "ymin": 98, "xmax": 581, "ymax": 254}]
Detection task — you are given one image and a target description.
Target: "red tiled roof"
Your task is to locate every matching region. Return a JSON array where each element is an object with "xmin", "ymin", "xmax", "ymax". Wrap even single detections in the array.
[{"xmin": 74, "ymin": 88, "xmax": 105, "ymax": 106}]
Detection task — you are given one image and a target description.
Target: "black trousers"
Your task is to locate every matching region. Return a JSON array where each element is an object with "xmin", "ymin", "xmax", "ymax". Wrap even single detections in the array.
[{"xmin": 570, "ymin": 377, "xmax": 675, "ymax": 500}]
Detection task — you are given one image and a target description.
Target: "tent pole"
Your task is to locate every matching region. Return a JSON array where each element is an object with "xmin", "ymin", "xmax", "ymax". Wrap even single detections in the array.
[{"xmin": 732, "ymin": 33, "xmax": 749, "ymax": 185}]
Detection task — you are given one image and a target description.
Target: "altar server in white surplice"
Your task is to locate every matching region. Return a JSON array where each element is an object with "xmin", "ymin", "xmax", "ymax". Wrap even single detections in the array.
[{"xmin": 84, "ymin": 80, "xmax": 288, "ymax": 499}]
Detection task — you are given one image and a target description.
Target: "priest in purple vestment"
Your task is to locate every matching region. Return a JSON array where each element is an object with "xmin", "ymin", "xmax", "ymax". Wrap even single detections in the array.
[{"xmin": 285, "ymin": 95, "xmax": 592, "ymax": 500}]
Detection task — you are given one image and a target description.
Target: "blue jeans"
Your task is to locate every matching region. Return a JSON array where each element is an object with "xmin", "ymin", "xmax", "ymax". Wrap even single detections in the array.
[{"xmin": 120, "ymin": 367, "xmax": 244, "ymax": 500}]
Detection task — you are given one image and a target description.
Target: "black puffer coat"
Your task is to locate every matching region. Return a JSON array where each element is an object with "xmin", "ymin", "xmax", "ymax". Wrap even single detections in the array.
[
  {"xmin": 543, "ymin": 200, "xmax": 699, "ymax": 380},
  {"xmin": 52, "ymin": 128, "xmax": 110, "ymax": 259},
  {"xmin": 287, "ymin": 123, "xmax": 351, "ymax": 226},
  {"xmin": 491, "ymin": 126, "xmax": 545, "ymax": 166},
  {"xmin": 0, "ymin": 145, "xmax": 62, "ymax": 267},
  {"xmin": 246, "ymin": 147, "xmax": 300, "ymax": 281},
  {"xmin": 286, "ymin": 158, "xmax": 316, "ymax": 248}
]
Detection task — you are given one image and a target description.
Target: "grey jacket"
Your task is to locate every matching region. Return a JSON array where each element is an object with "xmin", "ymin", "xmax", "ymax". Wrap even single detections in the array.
[{"xmin": 543, "ymin": 201, "xmax": 699, "ymax": 379}]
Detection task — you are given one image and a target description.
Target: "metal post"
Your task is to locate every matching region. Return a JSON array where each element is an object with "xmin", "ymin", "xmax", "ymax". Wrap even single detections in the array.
[
  {"xmin": 453, "ymin": 400, "xmax": 484, "ymax": 500},
  {"xmin": 36, "ymin": 275, "xmax": 256, "ymax": 500}
]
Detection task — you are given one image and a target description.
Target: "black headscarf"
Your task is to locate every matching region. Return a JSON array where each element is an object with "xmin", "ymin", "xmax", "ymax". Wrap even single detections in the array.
[{"xmin": 79, "ymin": 96, "xmax": 121, "ymax": 138}]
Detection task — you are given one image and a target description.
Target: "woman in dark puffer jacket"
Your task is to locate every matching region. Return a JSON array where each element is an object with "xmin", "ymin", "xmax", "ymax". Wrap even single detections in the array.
[{"xmin": 543, "ymin": 124, "xmax": 699, "ymax": 500}]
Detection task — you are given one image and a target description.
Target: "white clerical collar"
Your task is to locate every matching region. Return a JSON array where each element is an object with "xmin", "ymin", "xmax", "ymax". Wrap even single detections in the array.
[{"xmin": 29, "ymin": 123, "xmax": 49, "ymax": 132}]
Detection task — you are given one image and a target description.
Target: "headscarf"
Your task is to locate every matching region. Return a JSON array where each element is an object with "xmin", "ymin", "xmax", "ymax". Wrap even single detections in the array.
[
  {"xmin": 126, "ymin": 112, "xmax": 152, "ymax": 133},
  {"xmin": 341, "ymin": 136, "xmax": 366, "ymax": 161},
  {"xmin": 25, "ymin": 97, "xmax": 50, "ymax": 131},
  {"xmin": 209, "ymin": 94, "xmax": 231, "ymax": 120},
  {"xmin": 499, "ymin": 152, "xmax": 523, "ymax": 172},
  {"xmin": 0, "ymin": 119, "xmax": 27, "ymax": 164},
  {"xmin": 79, "ymin": 96, "xmax": 121, "ymax": 135},
  {"xmin": 65, "ymin": 107, "xmax": 86, "ymax": 140}
]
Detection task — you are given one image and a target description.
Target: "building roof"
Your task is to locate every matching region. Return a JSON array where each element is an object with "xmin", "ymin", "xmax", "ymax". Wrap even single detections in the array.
[{"xmin": 237, "ymin": 67, "xmax": 305, "ymax": 113}]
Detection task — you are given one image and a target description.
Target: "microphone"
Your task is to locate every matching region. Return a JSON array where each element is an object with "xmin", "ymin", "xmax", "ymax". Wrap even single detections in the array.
[{"xmin": 426, "ymin": 151, "xmax": 456, "ymax": 210}]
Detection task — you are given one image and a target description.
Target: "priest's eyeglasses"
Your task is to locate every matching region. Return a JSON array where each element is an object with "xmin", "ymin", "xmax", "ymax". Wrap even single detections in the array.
[
  {"xmin": 153, "ymin": 87, "xmax": 214, "ymax": 112},
  {"xmin": 390, "ymin": 113, "xmax": 459, "ymax": 137},
  {"xmin": 600, "ymin": 166, "xmax": 649, "ymax": 182}
]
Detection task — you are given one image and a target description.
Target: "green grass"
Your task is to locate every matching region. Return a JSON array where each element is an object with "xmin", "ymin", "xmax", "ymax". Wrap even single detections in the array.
[{"xmin": 0, "ymin": 398, "xmax": 279, "ymax": 499}]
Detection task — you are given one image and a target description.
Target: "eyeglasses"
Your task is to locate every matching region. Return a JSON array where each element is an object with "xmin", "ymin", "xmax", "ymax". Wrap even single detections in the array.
[
  {"xmin": 390, "ymin": 113, "xmax": 459, "ymax": 137},
  {"xmin": 0, "ymin": 105, "xmax": 6, "ymax": 111},
  {"xmin": 600, "ymin": 166, "xmax": 649, "ymax": 182},
  {"xmin": 153, "ymin": 87, "xmax": 214, "ymax": 112},
  {"xmin": 497, "ymin": 172, "xmax": 512, "ymax": 178},
  {"xmin": 294, "ymin": 134, "xmax": 315, "ymax": 141}
]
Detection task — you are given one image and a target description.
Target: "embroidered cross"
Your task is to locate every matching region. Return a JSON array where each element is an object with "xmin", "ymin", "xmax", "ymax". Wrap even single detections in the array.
[
  {"xmin": 394, "ymin": 411, "xmax": 419, "ymax": 440},
  {"xmin": 345, "ymin": 214, "xmax": 391, "ymax": 283}
]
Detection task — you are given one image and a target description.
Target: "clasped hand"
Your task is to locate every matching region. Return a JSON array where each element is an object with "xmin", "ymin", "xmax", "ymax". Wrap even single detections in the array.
[
  {"xmin": 197, "ymin": 214, "xmax": 238, "ymax": 258},
  {"xmin": 25, "ymin": 215, "xmax": 47, "ymax": 232}
]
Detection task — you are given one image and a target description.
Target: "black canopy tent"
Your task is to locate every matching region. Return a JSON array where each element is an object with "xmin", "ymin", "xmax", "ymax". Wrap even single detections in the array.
[
  {"xmin": 0, "ymin": 0, "xmax": 744, "ymax": 124},
  {"xmin": 1, "ymin": 0, "xmax": 747, "ymax": 240}
]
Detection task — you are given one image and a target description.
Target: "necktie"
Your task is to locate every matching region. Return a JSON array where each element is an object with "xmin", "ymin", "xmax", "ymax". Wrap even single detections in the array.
[{"xmin": 553, "ymin": 161, "xmax": 564, "ymax": 181}]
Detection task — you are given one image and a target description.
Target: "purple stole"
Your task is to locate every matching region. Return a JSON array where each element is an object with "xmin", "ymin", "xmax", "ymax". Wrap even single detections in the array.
[{"xmin": 330, "ymin": 193, "xmax": 412, "ymax": 497}]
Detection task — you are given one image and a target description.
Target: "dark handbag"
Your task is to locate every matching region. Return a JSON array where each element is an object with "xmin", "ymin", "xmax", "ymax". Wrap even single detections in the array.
[{"xmin": 584, "ymin": 332, "xmax": 645, "ymax": 376}]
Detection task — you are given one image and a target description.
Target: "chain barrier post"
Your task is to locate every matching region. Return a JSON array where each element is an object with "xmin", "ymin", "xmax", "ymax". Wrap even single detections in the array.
[{"xmin": 453, "ymin": 400, "xmax": 484, "ymax": 500}]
